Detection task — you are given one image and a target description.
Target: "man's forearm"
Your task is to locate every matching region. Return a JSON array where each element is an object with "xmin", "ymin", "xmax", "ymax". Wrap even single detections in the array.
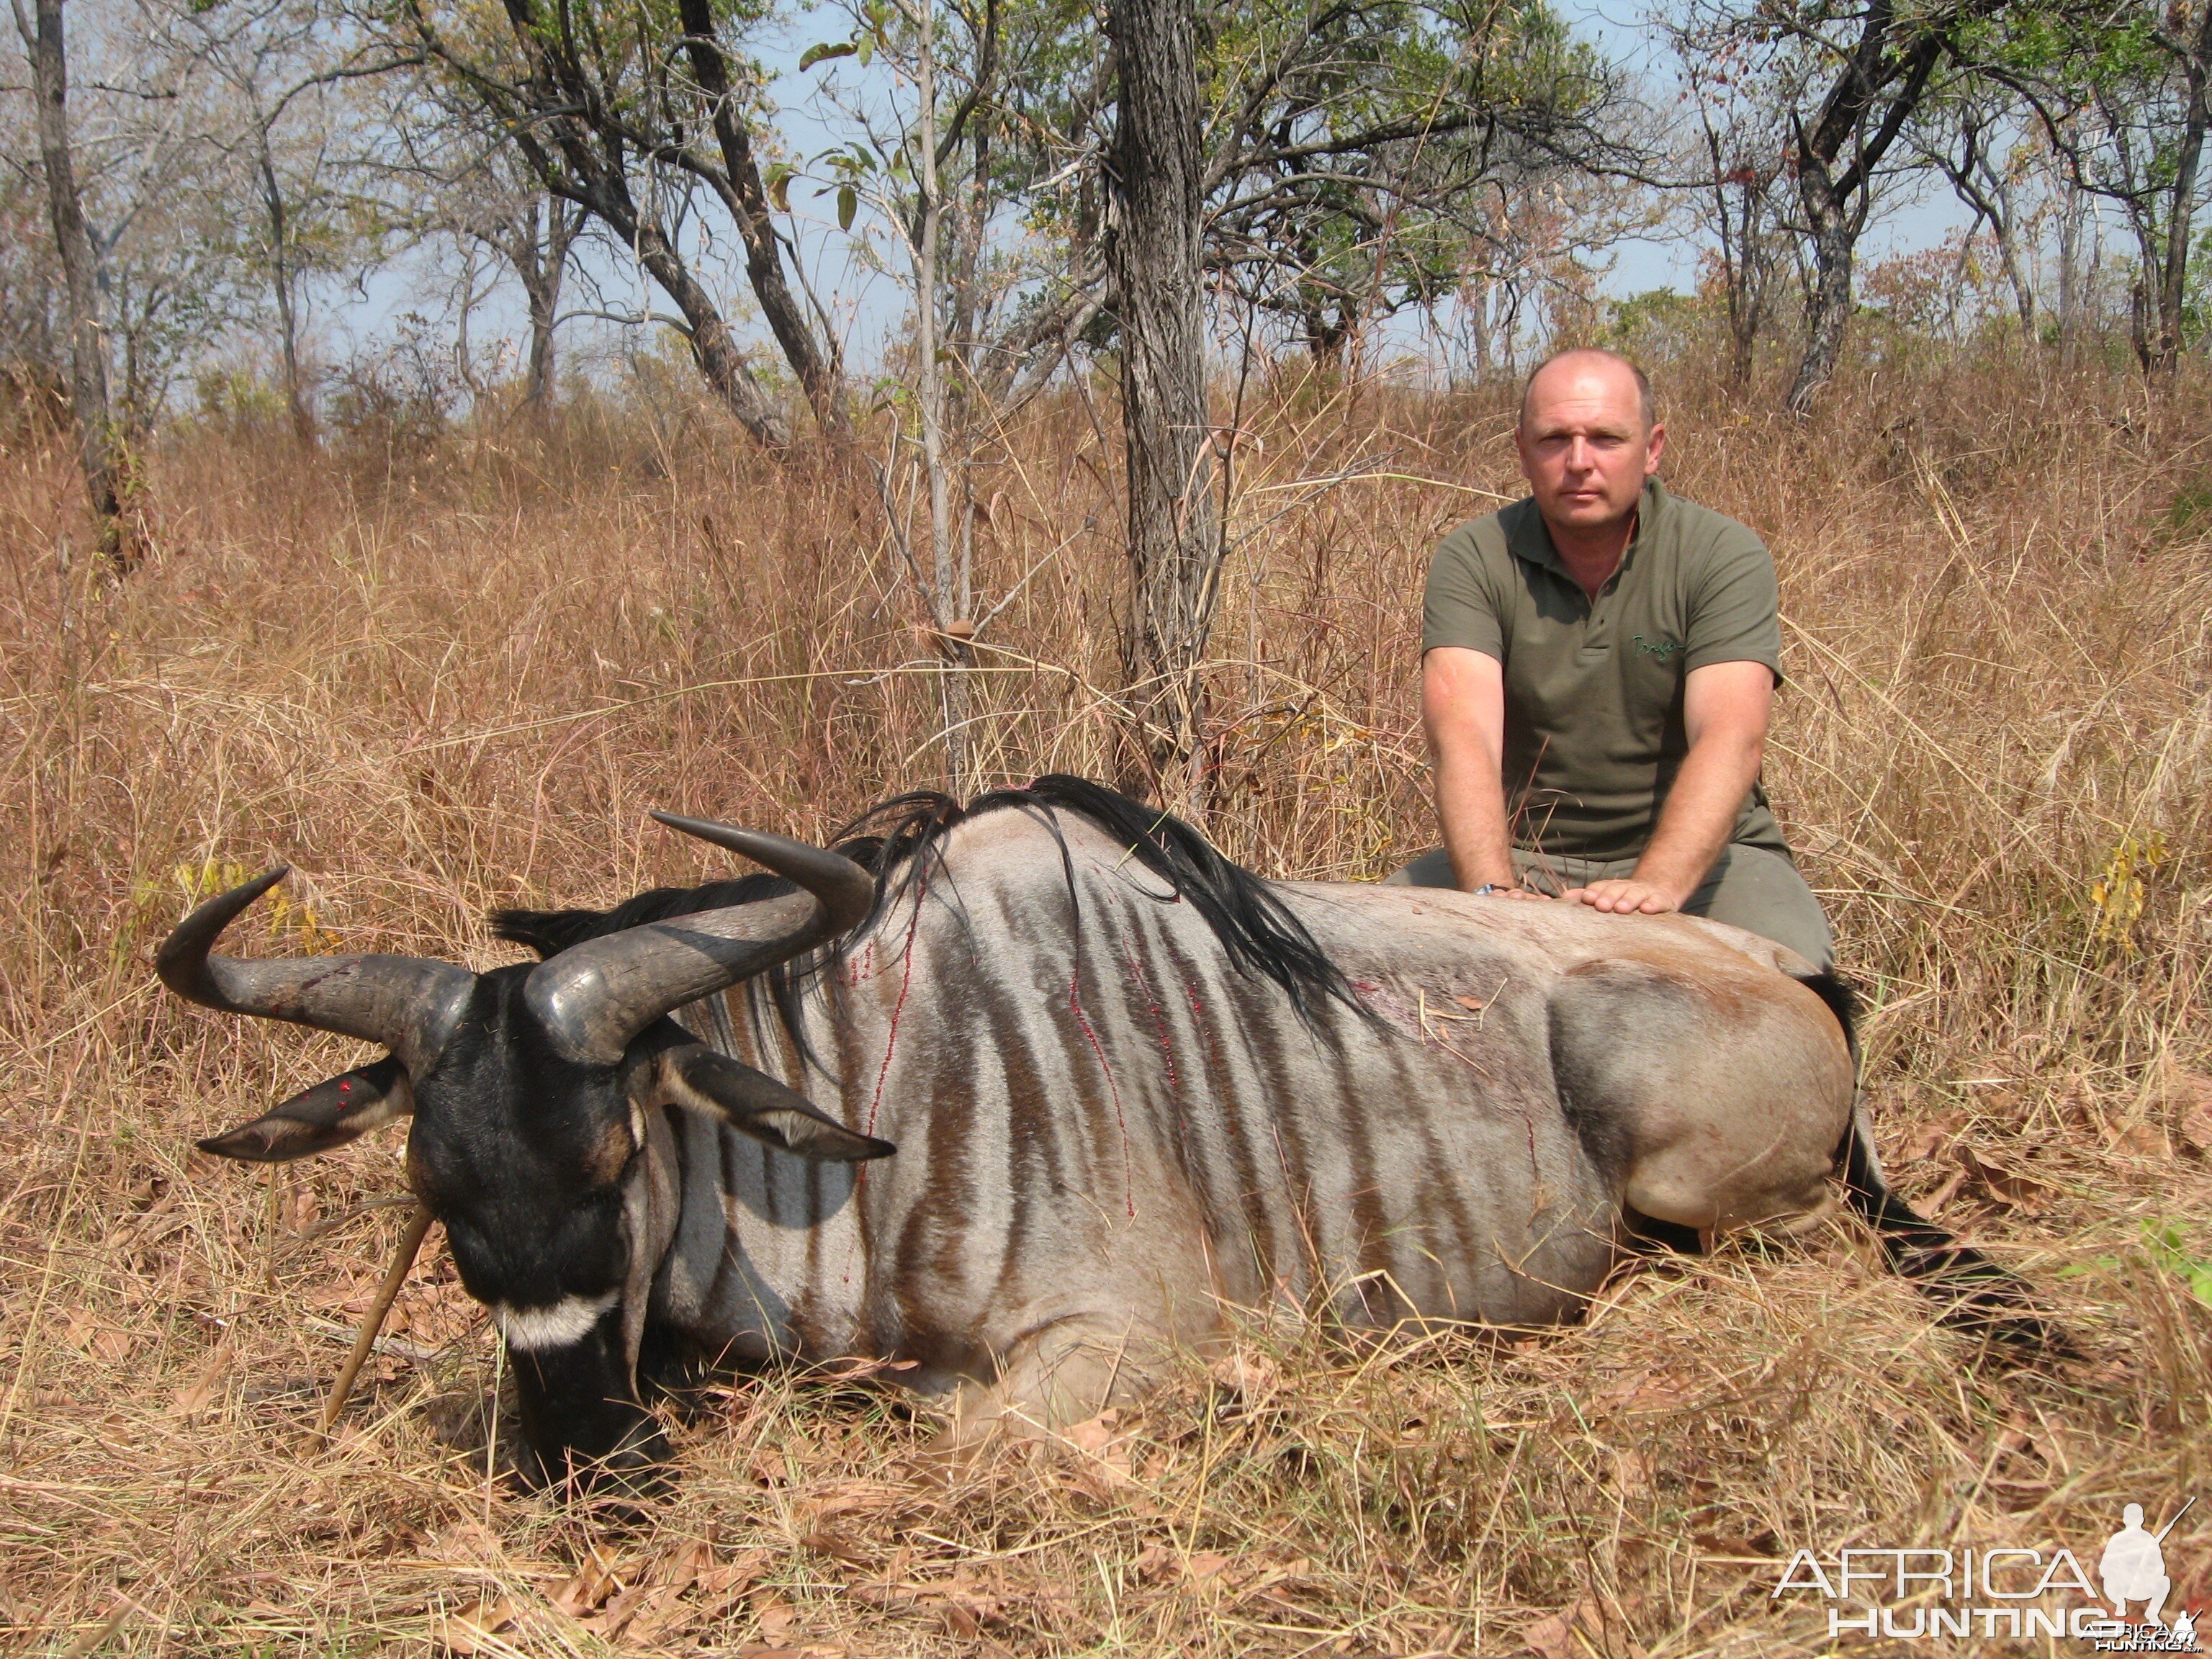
[
  {"xmin": 1422, "ymin": 648, "xmax": 1519, "ymax": 891},
  {"xmin": 1631, "ymin": 732, "xmax": 1763, "ymax": 904},
  {"xmin": 1433, "ymin": 747, "xmax": 1518, "ymax": 890}
]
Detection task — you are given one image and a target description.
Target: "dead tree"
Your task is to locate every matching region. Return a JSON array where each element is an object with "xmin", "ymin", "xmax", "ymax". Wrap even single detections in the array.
[
  {"xmin": 1753, "ymin": 0, "xmax": 2008, "ymax": 411},
  {"xmin": 16, "ymin": 0, "xmax": 130, "ymax": 567},
  {"xmin": 399, "ymin": 0, "xmax": 850, "ymax": 446},
  {"xmin": 1106, "ymin": 0, "xmax": 1218, "ymax": 794}
]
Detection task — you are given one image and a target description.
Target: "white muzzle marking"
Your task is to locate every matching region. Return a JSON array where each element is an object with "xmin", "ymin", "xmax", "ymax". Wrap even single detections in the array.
[{"xmin": 495, "ymin": 1290, "xmax": 621, "ymax": 1351}]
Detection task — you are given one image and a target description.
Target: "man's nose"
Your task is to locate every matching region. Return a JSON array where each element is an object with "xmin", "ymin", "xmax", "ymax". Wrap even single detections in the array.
[{"xmin": 1563, "ymin": 436, "xmax": 1594, "ymax": 471}]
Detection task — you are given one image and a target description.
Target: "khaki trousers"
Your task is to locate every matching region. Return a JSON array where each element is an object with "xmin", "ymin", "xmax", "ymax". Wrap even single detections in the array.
[{"xmin": 1383, "ymin": 841, "xmax": 1835, "ymax": 972}]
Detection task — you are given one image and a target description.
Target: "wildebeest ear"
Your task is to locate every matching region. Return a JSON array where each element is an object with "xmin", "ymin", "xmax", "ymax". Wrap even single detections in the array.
[
  {"xmin": 655, "ymin": 1046, "xmax": 894, "ymax": 1162},
  {"xmin": 197, "ymin": 1056, "xmax": 415, "ymax": 1163}
]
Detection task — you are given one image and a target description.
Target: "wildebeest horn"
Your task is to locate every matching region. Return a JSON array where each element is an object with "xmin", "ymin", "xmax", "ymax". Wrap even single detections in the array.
[
  {"xmin": 156, "ymin": 867, "xmax": 475, "ymax": 1075},
  {"xmin": 523, "ymin": 814, "xmax": 876, "ymax": 1066}
]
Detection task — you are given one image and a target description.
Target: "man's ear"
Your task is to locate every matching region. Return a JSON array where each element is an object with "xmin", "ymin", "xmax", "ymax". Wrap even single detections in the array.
[
  {"xmin": 653, "ymin": 1045, "xmax": 894, "ymax": 1162},
  {"xmin": 197, "ymin": 1056, "xmax": 415, "ymax": 1163}
]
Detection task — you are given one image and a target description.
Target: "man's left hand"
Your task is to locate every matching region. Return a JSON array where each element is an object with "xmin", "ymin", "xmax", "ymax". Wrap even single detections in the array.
[{"xmin": 1561, "ymin": 878, "xmax": 1683, "ymax": 915}]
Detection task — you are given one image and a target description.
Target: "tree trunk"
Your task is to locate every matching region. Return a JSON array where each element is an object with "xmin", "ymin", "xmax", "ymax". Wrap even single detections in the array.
[
  {"xmin": 1788, "ymin": 163, "xmax": 1856, "ymax": 415},
  {"xmin": 257, "ymin": 136, "xmax": 315, "ymax": 445},
  {"xmin": 2058, "ymin": 185, "xmax": 2084, "ymax": 368},
  {"xmin": 674, "ymin": 0, "xmax": 852, "ymax": 441},
  {"xmin": 525, "ymin": 279, "xmax": 558, "ymax": 415},
  {"xmin": 1106, "ymin": 0, "xmax": 1218, "ymax": 797},
  {"xmin": 2149, "ymin": 6, "xmax": 2212, "ymax": 374},
  {"xmin": 1992, "ymin": 214, "xmax": 2036, "ymax": 338},
  {"xmin": 519, "ymin": 196, "xmax": 578, "ymax": 419},
  {"xmin": 1778, "ymin": 4, "xmax": 1948, "ymax": 412},
  {"xmin": 632, "ymin": 225, "xmax": 791, "ymax": 446},
  {"xmin": 22, "ymin": 0, "xmax": 128, "ymax": 568},
  {"xmin": 913, "ymin": 0, "xmax": 971, "ymax": 790}
]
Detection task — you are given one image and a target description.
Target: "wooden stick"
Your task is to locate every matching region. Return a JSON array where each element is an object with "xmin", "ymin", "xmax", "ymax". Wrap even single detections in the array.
[{"xmin": 319, "ymin": 1203, "xmax": 433, "ymax": 1436}]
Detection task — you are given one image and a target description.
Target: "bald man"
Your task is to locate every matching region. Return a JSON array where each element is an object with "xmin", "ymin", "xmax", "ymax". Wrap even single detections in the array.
[{"xmin": 1388, "ymin": 348, "xmax": 1834, "ymax": 971}]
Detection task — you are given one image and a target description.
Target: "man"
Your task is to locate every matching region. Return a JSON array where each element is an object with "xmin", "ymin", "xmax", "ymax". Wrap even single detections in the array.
[
  {"xmin": 1388, "ymin": 347, "xmax": 1834, "ymax": 971},
  {"xmin": 2100, "ymin": 1504, "xmax": 2173, "ymax": 1627}
]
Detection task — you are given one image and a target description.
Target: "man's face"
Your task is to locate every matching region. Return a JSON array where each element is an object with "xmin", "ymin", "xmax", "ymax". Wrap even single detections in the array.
[{"xmin": 1514, "ymin": 356, "xmax": 1665, "ymax": 538}]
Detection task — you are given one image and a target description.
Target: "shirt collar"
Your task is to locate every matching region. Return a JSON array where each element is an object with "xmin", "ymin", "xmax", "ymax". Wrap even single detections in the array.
[{"xmin": 1509, "ymin": 478, "xmax": 1667, "ymax": 580}]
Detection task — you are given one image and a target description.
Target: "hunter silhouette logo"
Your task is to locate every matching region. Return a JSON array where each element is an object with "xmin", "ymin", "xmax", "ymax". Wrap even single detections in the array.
[
  {"xmin": 2099, "ymin": 1500, "xmax": 2195, "ymax": 1635},
  {"xmin": 1769, "ymin": 1495, "xmax": 2200, "ymax": 1647}
]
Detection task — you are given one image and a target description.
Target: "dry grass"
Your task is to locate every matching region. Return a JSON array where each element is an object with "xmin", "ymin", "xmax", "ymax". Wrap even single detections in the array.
[{"xmin": 1, "ymin": 344, "xmax": 2208, "ymax": 1655}]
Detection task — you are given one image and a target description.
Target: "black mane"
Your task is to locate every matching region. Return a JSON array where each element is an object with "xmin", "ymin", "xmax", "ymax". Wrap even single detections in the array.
[{"xmin": 490, "ymin": 775, "xmax": 1354, "ymax": 1019}]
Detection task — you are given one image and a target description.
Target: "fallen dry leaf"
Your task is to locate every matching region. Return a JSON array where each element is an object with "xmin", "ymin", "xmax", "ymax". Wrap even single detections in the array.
[
  {"xmin": 2116, "ymin": 1120, "xmax": 2172, "ymax": 1159},
  {"xmin": 1958, "ymin": 1146, "xmax": 2054, "ymax": 1213},
  {"xmin": 550, "ymin": 1544, "xmax": 624, "ymax": 1617},
  {"xmin": 1598, "ymin": 1372, "xmax": 1691, "ymax": 1415},
  {"xmin": 1921, "ymin": 1164, "xmax": 1969, "ymax": 1215},
  {"xmin": 797, "ymin": 1479, "xmax": 907, "ymax": 1560},
  {"xmin": 437, "ymin": 1596, "xmax": 517, "ymax": 1656},
  {"xmin": 425, "ymin": 1519, "xmax": 507, "ymax": 1565},
  {"xmin": 1520, "ymin": 1596, "xmax": 1647, "ymax": 1659},
  {"xmin": 1058, "ymin": 1412, "xmax": 1138, "ymax": 1494},
  {"xmin": 62, "ymin": 1309, "xmax": 132, "ymax": 1363},
  {"xmin": 1612, "ymin": 1448, "xmax": 1655, "ymax": 1496},
  {"xmin": 1206, "ymin": 1350, "xmax": 1279, "ymax": 1395},
  {"xmin": 586, "ymin": 1582, "xmax": 660, "ymax": 1643},
  {"xmin": 693, "ymin": 1549, "xmax": 771, "ymax": 1619},
  {"xmin": 1521, "ymin": 1607, "xmax": 1580, "ymax": 1659},
  {"xmin": 169, "ymin": 1339, "xmax": 231, "ymax": 1416},
  {"xmin": 2176, "ymin": 1085, "xmax": 2212, "ymax": 1158},
  {"xmin": 1892, "ymin": 1110, "xmax": 1965, "ymax": 1165},
  {"xmin": 754, "ymin": 1599, "xmax": 796, "ymax": 1640},
  {"xmin": 647, "ymin": 1537, "xmax": 711, "ymax": 1592}
]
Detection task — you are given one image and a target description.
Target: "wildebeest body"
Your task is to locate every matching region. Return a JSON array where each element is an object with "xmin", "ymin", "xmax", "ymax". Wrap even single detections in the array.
[
  {"xmin": 163, "ymin": 776, "xmax": 1936, "ymax": 1489},
  {"xmin": 634, "ymin": 803, "xmax": 1847, "ymax": 1429}
]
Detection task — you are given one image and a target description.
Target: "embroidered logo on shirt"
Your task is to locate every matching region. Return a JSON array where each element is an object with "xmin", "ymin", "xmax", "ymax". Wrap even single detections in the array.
[{"xmin": 1632, "ymin": 634, "xmax": 1685, "ymax": 660}]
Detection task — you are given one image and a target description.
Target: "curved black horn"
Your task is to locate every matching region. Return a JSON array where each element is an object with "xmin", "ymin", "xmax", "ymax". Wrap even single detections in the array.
[
  {"xmin": 156, "ymin": 868, "xmax": 475, "ymax": 1075},
  {"xmin": 524, "ymin": 814, "xmax": 876, "ymax": 1066}
]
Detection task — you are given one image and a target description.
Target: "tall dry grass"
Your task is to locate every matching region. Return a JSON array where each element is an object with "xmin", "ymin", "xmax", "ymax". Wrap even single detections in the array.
[{"xmin": 0, "ymin": 345, "xmax": 2207, "ymax": 1655}]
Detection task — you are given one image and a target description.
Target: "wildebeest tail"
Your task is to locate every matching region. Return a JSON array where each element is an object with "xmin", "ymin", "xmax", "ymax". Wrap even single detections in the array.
[
  {"xmin": 1838, "ymin": 1115, "xmax": 2072, "ymax": 1354},
  {"xmin": 1805, "ymin": 973, "xmax": 2072, "ymax": 1355}
]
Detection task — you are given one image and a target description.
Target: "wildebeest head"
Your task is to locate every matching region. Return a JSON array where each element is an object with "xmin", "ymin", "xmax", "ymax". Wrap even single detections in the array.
[{"xmin": 158, "ymin": 814, "xmax": 891, "ymax": 1496}]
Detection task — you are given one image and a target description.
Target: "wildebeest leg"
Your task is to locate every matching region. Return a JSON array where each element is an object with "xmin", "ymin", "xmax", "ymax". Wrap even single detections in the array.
[
  {"xmin": 940, "ymin": 1316, "xmax": 1167, "ymax": 1447},
  {"xmin": 1547, "ymin": 960, "xmax": 1856, "ymax": 1233},
  {"xmin": 1622, "ymin": 1208, "xmax": 1704, "ymax": 1256}
]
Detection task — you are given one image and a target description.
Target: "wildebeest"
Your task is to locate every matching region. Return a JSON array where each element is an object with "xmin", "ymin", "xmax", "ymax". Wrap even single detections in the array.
[{"xmin": 160, "ymin": 776, "xmax": 2036, "ymax": 1494}]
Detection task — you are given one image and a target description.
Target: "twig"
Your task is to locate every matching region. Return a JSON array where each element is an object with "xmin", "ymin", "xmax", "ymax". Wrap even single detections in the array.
[
  {"xmin": 318, "ymin": 1203, "xmax": 433, "ymax": 1437},
  {"xmin": 282, "ymin": 1191, "xmax": 418, "ymax": 1256},
  {"xmin": 53, "ymin": 1591, "xmax": 143, "ymax": 1659}
]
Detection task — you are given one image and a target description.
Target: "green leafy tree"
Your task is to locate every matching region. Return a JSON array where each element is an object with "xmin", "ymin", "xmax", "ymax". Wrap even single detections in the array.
[
  {"xmin": 1197, "ymin": 0, "xmax": 1628, "ymax": 362},
  {"xmin": 1976, "ymin": 1, "xmax": 2212, "ymax": 372}
]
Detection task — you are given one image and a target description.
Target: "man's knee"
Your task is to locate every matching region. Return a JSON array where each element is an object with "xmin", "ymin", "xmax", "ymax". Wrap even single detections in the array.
[
  {"xmin": 1683, "ymin": 844, "xmax": 1835, "ymax": 971},
  {"xmin": 1384, "ymin": 847, "xmax": 1458, "ymax": 888}
]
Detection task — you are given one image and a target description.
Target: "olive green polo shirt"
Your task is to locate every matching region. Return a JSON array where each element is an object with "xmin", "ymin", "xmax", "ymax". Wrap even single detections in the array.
[{"xmin": 1421, "ymin": 479, "xmax": 1789, "ymax": 863}]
